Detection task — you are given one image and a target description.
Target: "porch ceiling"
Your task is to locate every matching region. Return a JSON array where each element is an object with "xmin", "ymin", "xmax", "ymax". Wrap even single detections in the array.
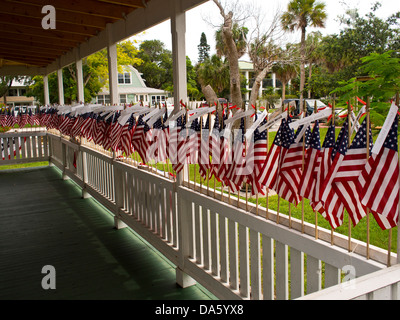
[
  {"xmin": 0, "ymin": 0, "xmax": 149, "ymax": 68},
  {"xmin": 0, "ymin": 0, "xmax": 208, "ymax": 76}
]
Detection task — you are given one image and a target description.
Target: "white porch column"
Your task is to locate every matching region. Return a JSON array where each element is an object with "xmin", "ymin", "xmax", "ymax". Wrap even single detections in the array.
[
  {"xmin": 43, "ymin": 74, "xmax": 50, "ymax": 106},
  {"xmin": 272, "ymin": 72, "xmax": 277, "ymax": 91},
  {"xmin": 106, "ymin": 24, "xmax": 119, "ymax": 106},
  {"xmin": 170, "ymin": 0, "xmax": 195, "ymax": 289},
  {"xmin": 57, "ymin": 69, "xmax": 64, "ymax": 106},
  {"xmin": 171, "ymin": 0, "xmax": 187, "ymax": 113},
  {"xmin": 76, "ymin": 59, "xmax": 84, "ymax": 103},
  {"xmin": 245, "ymin": 71, "xmax": 250, "ymax": 102}
]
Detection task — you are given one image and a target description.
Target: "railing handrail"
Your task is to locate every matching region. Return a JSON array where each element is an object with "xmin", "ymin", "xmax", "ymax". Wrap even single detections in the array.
[
  {"xmin": 3, "ymin": 129, "xmax": 398, "ymax": 300},
  {"xmin": 297, "ymin": 264, "xmax": 400, "ymax": 300}
]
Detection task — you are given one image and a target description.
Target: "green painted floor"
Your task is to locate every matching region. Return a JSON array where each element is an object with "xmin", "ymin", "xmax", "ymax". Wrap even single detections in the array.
[{"xmin": 0, "ymin": 166, "xmax": 216, "ymax": 300}]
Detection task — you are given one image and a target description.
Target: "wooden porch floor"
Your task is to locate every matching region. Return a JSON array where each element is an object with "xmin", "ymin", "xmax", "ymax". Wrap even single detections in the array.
[{"xmin": 0, "ymin": 166, "xmax": 216, "ymax": 300}]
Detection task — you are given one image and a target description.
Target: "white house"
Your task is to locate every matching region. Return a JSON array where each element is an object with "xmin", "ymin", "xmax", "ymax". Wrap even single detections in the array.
[
  {"xmin": 239, "ymin": 60, "xmax": 279, "ymax": 102},
  {"xmin": 0, "ymin": 77, "xmax": 36, "ymax": 107},
  {"xmin": 95, "ymin": 65, "xmax": 169, "ymax": 106}
]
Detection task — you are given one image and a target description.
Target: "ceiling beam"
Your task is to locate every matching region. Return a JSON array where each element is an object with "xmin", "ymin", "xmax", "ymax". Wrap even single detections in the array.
[
  {"xmin": 0, "ymin": 38, "xmax": 70, "ymax": 53},
  {"xmin": 97, "ymin": 0, "xmax": 147, "ymax": 8},
  {"xmin": 0, "ymin": 32, "xmax": 79, "ymax": 48},
  {"xmin": 0, "ymin": 3, "xmax": 115, "ymax": 28},
  {"xmin": 0, "ymin": 55, "xmax": 54, "ymax": 66},
  {"xmin": 0, "ymin": 24, "xmax": 88, "ymax": 43},
  {"xmin": 0, "ymin": 49, "xmax": 61, "ymax": 60},
  {"xmin": 0, "ymin": 14, "xmax": 102, "ymax": 37},
  {"xmin": 6, "ymin": 0, "xmax": 136, "ymax": 19}
]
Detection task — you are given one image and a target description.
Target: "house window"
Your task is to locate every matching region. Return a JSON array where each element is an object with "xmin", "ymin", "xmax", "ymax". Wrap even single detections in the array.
[
  {"xmin": 118, "ymin": 72, "xmax": 131, "ymax": 84},
  {"xmin": 120, "ymin": 94, "xmax": 127, "ymax": 104},
  {"xmin": 8, "ymin": 89, "xmax": 18, "ymax": 96},
  {"xmin": 97, "ymin": 94, "xmax": 111, "ymax": 104}
]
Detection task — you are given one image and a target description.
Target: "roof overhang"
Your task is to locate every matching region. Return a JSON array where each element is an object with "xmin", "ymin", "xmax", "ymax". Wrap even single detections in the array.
[{"xmin": 0, "ymin": 0, "xmax": 208, "ymax": 76}]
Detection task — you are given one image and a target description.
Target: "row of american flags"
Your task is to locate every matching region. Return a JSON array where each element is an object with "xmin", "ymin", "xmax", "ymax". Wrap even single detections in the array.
[{"xmin": 1, "ymin": 102, "xmax": 398, "ymax": 231}]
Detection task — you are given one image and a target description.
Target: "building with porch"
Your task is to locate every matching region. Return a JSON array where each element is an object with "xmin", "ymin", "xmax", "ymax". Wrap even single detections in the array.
[
  {"xmin": 240, "ymin": 60, "xmax": 280, "ymax": 102},
  {"xmin": 95, "ymin": 65, "xmax": 169, "ymax": 106},
  {"xmin": 0, "ymin": 0, "xmax": 399, "ymax": 302},
  {"xmin": 0, "ymin": 77, "xmax": 36, "ymax": 107}
]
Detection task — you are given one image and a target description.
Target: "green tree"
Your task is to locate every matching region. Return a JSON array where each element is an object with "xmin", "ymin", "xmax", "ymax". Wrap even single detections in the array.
[
  {"xmin": 281, "ymin": 0, "xmax": 327, "ymax": 112},
  {"xmin": 273, "ymin": 60, "xmax": 298, "ymax": 102},
  {"xmin": 198, "ymin": 32, "xmax": 210, "ymax": 64},
  {"xmin": 332, "ymin": 51, "xmax": 400, "ymax": 127},
  {"xmin": 197, "ymin": 54, "xmax": 230, "ymax": 99},
  {"xmin": 27, "ymin": 40, "xmax": 142, "ymax": 105},
  {"xmin": 136, "ymin": 40, "xmax": 173, "ymax": 90}
]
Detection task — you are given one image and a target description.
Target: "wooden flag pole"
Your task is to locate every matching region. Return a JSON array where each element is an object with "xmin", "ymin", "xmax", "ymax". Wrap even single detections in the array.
[
  {"xmin": 300, "ymin": 98, "xmax": 307, "ymax": 233},
  {"xmin": 365, "ymin": 96, "xmax": 371, "ymax": 260},
  {"xmin": 314, "ymin": 100, "xmax": 319, "ymax": 239},
  {"xmin": 200, "ymin": 113, "xmax": 203, "ymax": 194},
  {"xmin": 193, "ymin": 103, "xmax": 198, "ymax": 191},
  {"xmin": 254, "ymin": 102, "xmax": 259, "ymax": 216},
  {"xmin": 207, "ymin": 102, "xmax": 211, "ymax": 196},
  {"xmin": 265, "ymin": 102, "xmax": 270, "ymax": 220},
  {"xmin": 331, "ymin": 95, "xmax": 336, "ymax": 245},
  {"xmin": 396, "ymin": 91, "xmax": 400, "ymax": 265},
  {"xmin": 347, "ymin": 100, "xmax": 352, "ymax": 253},
  {"xmin": 186, "ymin": 102, "xmax": 191, "ymax": 188},
  {"xmin": 276, "ymin": 102, "xmax": 287, "ymax": 225}
]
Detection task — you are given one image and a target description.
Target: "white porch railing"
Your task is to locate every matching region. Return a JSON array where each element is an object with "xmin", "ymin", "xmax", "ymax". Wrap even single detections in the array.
[
  {"xmin": 0, "ymin": 128, "xmax": 49, "ymax": 165},
  {"xmin": 2, "ymin": 130, "xmax": 399, "ymax": 300}
]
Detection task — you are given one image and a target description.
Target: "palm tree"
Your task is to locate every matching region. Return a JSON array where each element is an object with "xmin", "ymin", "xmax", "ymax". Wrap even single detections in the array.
[
  {"xmin": 305, "ymin": 31, "xmax": 322, "ymax": 98},
  {"xmin": 197, "ymin": 54, "xmax": 230, "ymax": 97},
  {"xmin": 273, "ymin": 62, "xmax": 298, "ymax": 102},
  {"xmin": 281, "ymin": 0, "xmax": 327, "ymax": 112}
]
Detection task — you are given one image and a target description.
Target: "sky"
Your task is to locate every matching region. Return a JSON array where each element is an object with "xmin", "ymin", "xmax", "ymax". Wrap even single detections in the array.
[{"xmin": 130, "ymin": 0, "xmax": 399, "ymax": 64}]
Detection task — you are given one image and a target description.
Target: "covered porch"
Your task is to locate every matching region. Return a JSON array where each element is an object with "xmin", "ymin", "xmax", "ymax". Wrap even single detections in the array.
[
  {"xmin": 1, "ymin": 0, "xmax": 400, "ymax": 302},
  {"xmin": 0, "ymin": 165, "xmax": 214, "ymax": 300}
]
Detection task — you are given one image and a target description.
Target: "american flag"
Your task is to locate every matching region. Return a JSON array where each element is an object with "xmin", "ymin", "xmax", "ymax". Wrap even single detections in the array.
[
  {"xmin": 119, "ymin": 114, "xmax": 136, "ymax": 157},
  {"xmin": 102, "ymin": 113, "xmax": 115, "ymax": 151},
  {"xmin": 132, "ymin": 114, "xmax": 150, "ymax": 163},
  {"xmin": 328, "ymin": 118, "xmax": 372, "ymax": 227},
  {"xmin": 225, "ymin": 117, "xmax": 246, "ymax": 193},
  {"xmin": 199, "ymin": 114, "xmax": 211, "ymax": 180},
  {"xmin": 257, "ymin": 119, "xmax": 285, "ymax": 191},
  {"xmin": 216, "ymin": 109, "xmax": 232, "ymax": 184},
  {"xmin": 147, "ymin": 115, "xmax": 167, "ymax": 163},
  {"xmin": 81, "ymin": 112, "xmax": 95, "ymax": 140},
  {"xmin": 168, "ymin": 115, "xmax": 186, "ymax": 172},
  {"xmin": 27, "ymin": 109, "xmax": 40, "ymax": 127},
  {"xmin": 93, "ymin": 114, "xmax": 106, "ymax": 146},
  {"xmin": 186, "ymin": 117, "xmax": 201, "ymax": 164},
  {"xmin": 110, "ymin": 112, "xmax": 123, "ymax": 152},
  {"xmin": 59, "ymin": 113, "xmax": 73, "ymax": 135},
  {"xmin": 171, "ymin": 112, "xmax": 188, "ymax": 174},
  {"xmin": 358, "ymin": 114, "xmax": 399, "ymax": 230},
  {"xmin": 70, "ymin": 113, "xmax": 85, "ymax": 137},
  {"xmin": 246, "ymin": 115, "xmax": 268, "ymax": 196},
  {"xmin": 319, "ymin": 118, "xmax": 351, "ymax": 229},
  {"xmin": 0, "ymin": 109, "xmax": 6, "ymax": 127},
  {"xmin": 311, "ymin": 121, "xmax": 336, "ymax": 213},
  {"xmin": 209, "ymin": 111, "xmax": 221, "ymax": 181},
  {"xmin": 5, "ymin": 109, "xmax": 15, "ymax": 128},
  {"xmin": 275, "ymin": 121, "xmax": 311, "ymax": 206},
  {"xmin": 299, "ymin": 121, "xmax": 321, "ymax": 201},
  {"xmin": 18, "ymin": 110, "xmax": 29, "ymax": 128}
]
